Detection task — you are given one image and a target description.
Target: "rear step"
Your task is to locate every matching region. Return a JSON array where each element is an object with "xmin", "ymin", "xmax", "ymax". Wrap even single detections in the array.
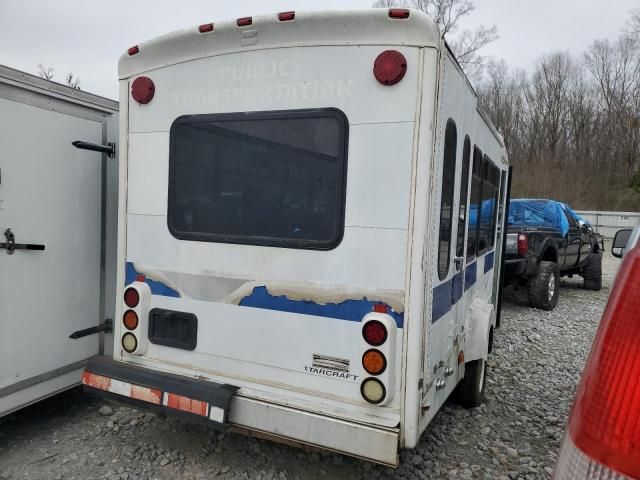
[{"xmin": 82, "ymin": 357, "xmax": 238, "ymax": 429}]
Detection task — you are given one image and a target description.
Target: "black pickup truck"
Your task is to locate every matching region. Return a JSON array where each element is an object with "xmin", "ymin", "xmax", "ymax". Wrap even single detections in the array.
[{"xmin": 503, "ymin": 199, "xmax": 602, "ymax": 310}]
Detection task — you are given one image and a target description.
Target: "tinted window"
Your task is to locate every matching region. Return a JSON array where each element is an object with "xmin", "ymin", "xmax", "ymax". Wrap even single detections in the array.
[
  {"xmin": 456, "ymin": 136, "xmax": 471, "ymax": 258},
  {"xmin": 466, "ymin": 147, "xmax": 483, "ymax": 261},
  {"xmin": 168, "ymin": 109, "xmax": 348, "ymax": 249},
  {"xmin": 478, "ymin": 156, "xmax": 499, "ymax": 253},
  {"xmin": 438, "ymin": 119, "xmax": 457, "ymax": 280}
]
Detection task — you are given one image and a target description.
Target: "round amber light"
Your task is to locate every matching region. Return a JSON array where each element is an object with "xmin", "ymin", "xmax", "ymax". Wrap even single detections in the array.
[
  {"xmin": 122, "ymin": 333, "xmax": 138, "ymax": 353},
  {"xmin": 362, "ymin": 349, "xmax": 387, "ymax": 375},
  {"xmin": 123, "ymin": 310, "xmax": 139, "ymax": 330},
  {"xmin": 361, "ymin": 377, "xmax": 386, "ymax": 404}
]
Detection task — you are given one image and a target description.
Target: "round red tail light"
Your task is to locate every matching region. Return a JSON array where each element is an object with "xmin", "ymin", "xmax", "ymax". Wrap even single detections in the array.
[
  {"xmin": 363, "ymin": 320, "xmax": 388, "ymax": 346},
  {"xmin": 373, "ymin": 50, "xmax": 407, "ymax": 86},
  {"xmin": 124, "ymin": 287, "xmax": 139, "ymax": 308},
  {"xmin": 131, "ymin": 76, "xmax": 155, "ymax": 104}
]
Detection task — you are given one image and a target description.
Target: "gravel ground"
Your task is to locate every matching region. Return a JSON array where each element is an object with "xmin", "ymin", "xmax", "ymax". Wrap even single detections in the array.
[{"xmin": 0, "ymin": 253, "xmax": 621, "ymax": 480}]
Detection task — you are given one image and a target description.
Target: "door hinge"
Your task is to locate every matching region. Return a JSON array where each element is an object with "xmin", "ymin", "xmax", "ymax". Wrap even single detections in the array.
[
  {"xmin": 69, "ymin": 319, "xmax": 113, "ymax": 339},
  {"xmin": 72, "ymin": 141, "xmax": 116, "ymax": 158}
]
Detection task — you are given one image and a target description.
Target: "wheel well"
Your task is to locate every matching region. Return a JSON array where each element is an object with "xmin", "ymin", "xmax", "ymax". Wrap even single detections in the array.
[{"xmin": 541, "ymin": 246, "xmax": 558, "ymax": 263}]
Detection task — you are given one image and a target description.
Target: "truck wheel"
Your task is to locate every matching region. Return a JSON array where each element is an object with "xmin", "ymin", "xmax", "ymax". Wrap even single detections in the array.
[
  {"xmin": 454, "ymin": 359, "xmax": 486, "ymax": 408},
  {"xmin": 583, "ymin": 252, "xmax": 602, "ymax": 291},
  {"xmin": 528, "ymin": 261, "xmax": 560, "ymax": 310}
]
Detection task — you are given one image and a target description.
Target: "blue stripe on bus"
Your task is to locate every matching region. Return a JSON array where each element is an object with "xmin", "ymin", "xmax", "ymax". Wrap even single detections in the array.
[
  {"xmin": 125, "ymin": 263, "xmax": 403, "ymax": 328},
  {"xmin": 484, "ymin": 251, "xmax": 495, "ymax": 273},
  {"xmin": 432, "ymin": 279, "xmax": 452, "ymax": 323},
  {"xmin": 464, "ymin": 261, "xmax": 477, "ymax": 291},
  {"xmin": 126, "ymin": 262, "xmax": 180, "ymax": 298},
  {"xmin": 451, "ymin": 271, "xmax": 463, "ymax": 304},
  {"xmin": 239, "ymin": 286, "xmax": 404, "ymax": 328}
]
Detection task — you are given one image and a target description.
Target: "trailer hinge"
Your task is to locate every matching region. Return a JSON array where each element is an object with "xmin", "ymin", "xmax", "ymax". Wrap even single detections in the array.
[
  {"xmin": 418, "ymin": 378, "xmax": 424, "ymax": 390},
  {"xmin": 72, "ymin": 140, "xmax": 116, "ymax": 158},
  {"xmin": 69, "ymin": 319, "xmax": 113, "ymax": 339}
]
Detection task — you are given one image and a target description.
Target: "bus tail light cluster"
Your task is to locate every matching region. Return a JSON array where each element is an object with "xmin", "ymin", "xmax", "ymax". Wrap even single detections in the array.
[
  {"xmin": 360, "ymin": 307, "xmax": 397, "ymax": 405},
  {"xmin": 120, "ymin": 279, "xmax": 151, "ymax": 356},
  {"xmin": 553, "ymin": 244, "xmax": 640, "ymax": 479}
]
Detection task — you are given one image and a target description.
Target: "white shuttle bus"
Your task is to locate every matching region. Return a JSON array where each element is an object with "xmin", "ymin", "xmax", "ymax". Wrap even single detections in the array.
[{"xmin": 83, "ymin": 9, "xmax": 509, "ymax": 466}]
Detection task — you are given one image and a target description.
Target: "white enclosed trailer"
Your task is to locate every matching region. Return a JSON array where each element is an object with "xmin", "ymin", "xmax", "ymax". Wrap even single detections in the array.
[
  {"xmin": 83, "ymin": 9, "xmax": 509, "ymax": 466},
  {"xmin": 0, "ymin": 65, "xmax": 118, "ymax": 417}
]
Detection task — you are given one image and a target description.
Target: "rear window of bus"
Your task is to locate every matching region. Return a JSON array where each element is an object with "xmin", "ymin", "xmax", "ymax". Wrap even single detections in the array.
[{"xmin": 168, "ymin": 109, "xmax": 348, "ymax": 250}]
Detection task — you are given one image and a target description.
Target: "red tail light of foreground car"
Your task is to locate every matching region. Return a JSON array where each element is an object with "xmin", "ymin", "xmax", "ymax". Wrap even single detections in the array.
[{"xmin": 554, "ymin": 244, "xmax": 640, "ymax": 479}]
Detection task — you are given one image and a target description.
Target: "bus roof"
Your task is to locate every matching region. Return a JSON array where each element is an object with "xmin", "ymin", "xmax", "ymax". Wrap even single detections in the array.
[{"xmin": 118, "ymin": 9, "xmax": 441, "ymax": 79}]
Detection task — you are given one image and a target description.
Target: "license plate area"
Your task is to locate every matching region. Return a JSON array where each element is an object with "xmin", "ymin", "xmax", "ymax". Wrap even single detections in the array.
[{"xmin": 149, "ymin": 308, "xmax": 198, "ymax": 350}]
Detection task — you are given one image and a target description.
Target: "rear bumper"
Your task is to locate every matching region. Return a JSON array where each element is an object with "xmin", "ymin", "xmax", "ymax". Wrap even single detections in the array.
[
  {"xmin": 83, "ymin": 357, "xmax": 399, "ymax": 466},
  {"xmin": 504, "ymin": 256, "xmax": 536, "ymax": 278}
]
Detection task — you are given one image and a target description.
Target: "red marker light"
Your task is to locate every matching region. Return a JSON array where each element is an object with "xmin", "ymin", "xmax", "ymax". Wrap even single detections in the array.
[
  {"xmin": 237, "ymin": 17, "xmax": 252, "ymax": 27},
  {"xmin": 363, "ymin": 320, "xmax": 388, "ymax": 347},
  {"xmin": 131, "ymin": 76, "xmax": 155, "ymax": 105},
  {"xmin": 388, "ymin": 8, "xmax": 410, "ymax": 19},
  {"xmin": 198, "ymin": 23, "xmax": 214, "ymax": 33},
  {"xmin": 373, "ymin": 303, "xmax": 389, "ymax": 314},
  {"xmin": 278, "ymin": 11, "xmax": 295, "ymax": 21},
  {"xmin": 373, "ymin": 50, "xmax": 407, "ymax": 86},
  {"xmin": 128, "ymin": 45, "xmax": 139, "ymax": 56}
]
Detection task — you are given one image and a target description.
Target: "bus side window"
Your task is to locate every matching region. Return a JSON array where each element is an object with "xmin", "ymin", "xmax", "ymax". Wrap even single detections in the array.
[
  {"xmin": 466, "ymin": 146, "xmax": 483, "ymax": 261},
  {"xmin": 456, "ymin": 136, "xmax": 471, "ymax": 259},
  {"xmin": 488, "ymin": 162, "xmax": 500, "ymax": 248},
  {"xmin": 478, "ymin": 156, "xmax": 498, "ymax": 254},
  {"xmin": 437, "ymin": 119, "xmax": 458, "ymax": 280}
]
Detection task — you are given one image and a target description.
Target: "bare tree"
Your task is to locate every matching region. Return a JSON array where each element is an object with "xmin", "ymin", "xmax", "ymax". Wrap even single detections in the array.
[
  {"xmin": 625, "ymin": 9, "xmax": 640, "ymax": 36},
  {"xmin": 37, "ymin": 64, "xmax": 54, "ymax": 81},
  {"xmin": 65, "ymin": 72, "xmax": 81, "ymax": 90},
  {"xmin": 372, "ymin": 0, "xmax": 498, "ymax": 79},
  {"xmin": 36, "ymin": 64, "xmax": 81, "ymax": 90}
]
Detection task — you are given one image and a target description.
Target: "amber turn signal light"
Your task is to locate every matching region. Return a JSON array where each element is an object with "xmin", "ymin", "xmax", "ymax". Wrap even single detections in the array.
[
  {"xmin": 362, "ymin": 349, "xmax": 387, "ymax": 375},
  {"xmin": 123, "ymin": 310, "xmax": 139, "ymax": 330}
]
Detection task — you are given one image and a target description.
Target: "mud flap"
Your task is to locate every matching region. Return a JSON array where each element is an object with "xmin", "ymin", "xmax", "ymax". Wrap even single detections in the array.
[{"xmin": 464, "ymin": 298, "xmax": 493, "ymax": 362}]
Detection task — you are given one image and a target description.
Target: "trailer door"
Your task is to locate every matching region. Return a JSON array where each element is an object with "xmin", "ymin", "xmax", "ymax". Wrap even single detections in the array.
[{"xmin": 0, "ymin": 98, "xmax": 103, "ymax": 409}]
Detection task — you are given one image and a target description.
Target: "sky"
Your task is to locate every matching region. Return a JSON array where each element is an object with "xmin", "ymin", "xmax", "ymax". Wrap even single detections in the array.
[{"xmin": 0, "ymin": 0, "xmax": 637, "ymax": 100}]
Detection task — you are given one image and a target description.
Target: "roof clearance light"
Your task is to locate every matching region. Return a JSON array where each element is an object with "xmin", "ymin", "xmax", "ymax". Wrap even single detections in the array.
[
  {"xmin": 237, "ymin": 17, "xmax": 252, "ymax": 27},
  {"xmin": 363, "ymin": 349, "xmax": 387, "ymax": 375},
  {"xmin": 553, "ymin": 244, "xmax": 640, "ymax": 479},
  {"xmin": 389, "ymin": 8, "xmax": 410, "ymax": 19},
  {"xmin": 278, "ymin": 11, "xmax": 295, "ymax": 21},
  {"xmin": 373, "ymin": 50, "xmax": 407, "ymax": 86},
  {"xmin": 122, "ymin": 333, "xmax": 138, "ymax": 353},
  {"xmin": 363, "ymin": 320, "xmax": 388, "ymax": 347},
  {"xmin": 361, "ymin": 378, "xmax": 386, "ymax": 404},
  {"xmin": 131, "ymin": 76, "xmax": 155, "ymax": 105},
  {"xmin": 128, "ymin": 45, "xmax": 139, "ymax": 56},
  {"xmin": 198, "ymin": 23, "xmax": 214, "ymax": 33}
]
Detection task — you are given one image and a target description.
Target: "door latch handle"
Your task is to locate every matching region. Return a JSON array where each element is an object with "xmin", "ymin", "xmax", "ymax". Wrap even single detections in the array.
[
  {"xmin": 0, "ymin": 228, "xmax": 45, "ymax": 255},
  {"xmin": 454, "ymin": 256, "xmax": 464, "ymax": 271}
]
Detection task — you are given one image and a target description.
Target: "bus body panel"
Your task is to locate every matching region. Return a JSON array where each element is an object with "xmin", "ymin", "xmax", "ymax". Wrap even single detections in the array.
[{"xmin": 104, "ymin": 9, "xmax": 509, "ymax": 465}]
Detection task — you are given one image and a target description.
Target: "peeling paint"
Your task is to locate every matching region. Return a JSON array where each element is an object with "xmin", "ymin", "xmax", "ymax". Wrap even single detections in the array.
[{"xmin": 126, "ymin": 262, "xmax": 405, "ymax": 326}]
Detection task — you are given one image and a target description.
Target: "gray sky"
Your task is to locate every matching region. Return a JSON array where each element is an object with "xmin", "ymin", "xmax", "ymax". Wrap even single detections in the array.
[{"xmin": 0, "ymin": 0, "xmax": 637, "ymax": 99}]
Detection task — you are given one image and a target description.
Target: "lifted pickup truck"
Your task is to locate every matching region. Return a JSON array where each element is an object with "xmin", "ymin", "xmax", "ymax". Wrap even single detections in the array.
[{"xmin": 504, "ymin": 199, "xmax": 602, "ymax": 310}]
